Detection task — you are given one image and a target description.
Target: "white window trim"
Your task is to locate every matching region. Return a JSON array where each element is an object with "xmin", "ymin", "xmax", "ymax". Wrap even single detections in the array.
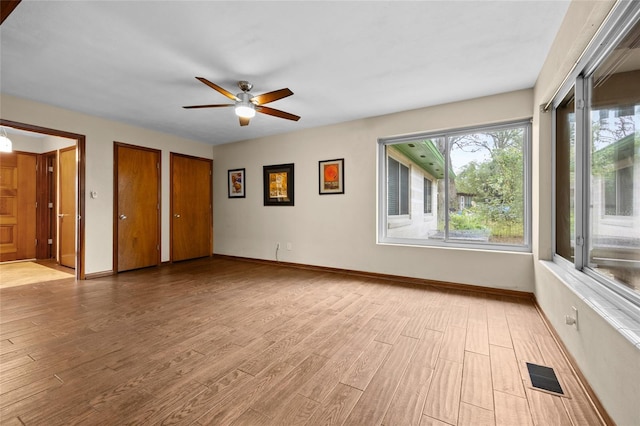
[
  {"xmin": 551, "ymin": 0, "xmax": 640, "ymax": 311},
  {"xmin": 378, "ymin": 119, "xmax": 532, "ymax": 252}
]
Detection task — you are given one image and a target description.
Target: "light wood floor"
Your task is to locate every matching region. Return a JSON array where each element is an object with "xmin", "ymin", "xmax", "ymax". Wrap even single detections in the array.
[
  {"xmin": 0, "ymin": 257, "xmax": 604, "ymax": 425},
  {"xmin": 0, "ymin": 260, "xmax": 74, "ymax": 289}
]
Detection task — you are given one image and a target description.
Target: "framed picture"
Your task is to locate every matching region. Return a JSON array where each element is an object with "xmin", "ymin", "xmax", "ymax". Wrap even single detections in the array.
[
  {"xmin": 263, "ymin": 163, "xmax": 294, "ymax": 206},
  {"xmin": 319, "ymin": 158, "xmax": 344, "ymax": 195},
  {"xmin": 228, "ymin": 168, "xmax": 246, "ymax": 198}
]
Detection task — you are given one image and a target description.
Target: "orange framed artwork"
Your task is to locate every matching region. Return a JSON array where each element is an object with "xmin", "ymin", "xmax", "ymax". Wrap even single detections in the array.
[{"xmin": 319, "ymin": 158, "xmax": 344, "ymax": 195}]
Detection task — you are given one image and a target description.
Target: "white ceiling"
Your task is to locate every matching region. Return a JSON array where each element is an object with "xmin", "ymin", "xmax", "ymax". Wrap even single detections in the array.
[{"xmin": 1, "ymin": 1, "xmax": 570, "ymax": 146}]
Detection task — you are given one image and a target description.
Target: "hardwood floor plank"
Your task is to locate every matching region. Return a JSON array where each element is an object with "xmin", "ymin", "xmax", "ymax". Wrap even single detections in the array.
[
  {"xmin": 270, "ymin": 393, "xmax": 319, "ymax": 425},
  {"xmin": 195, "ymin": 361, "xmax": 296, "ymax": 425},
  {"xmin": 382, "ymin": 338, "xmax": 435, "ymax": 426},
  {"xmin": 0, "ymin": 375, "xmax": 62, "ymax": 409},
  {"xmin": 448, "ymin": 304, "xmax": 469, "ymax": 329},
  {"xmin": 305, "ymin": 382, "xmax": 362, "ymax": 426},
  {"xmin": 229, "ymin": 408, "xmax": 272, "ymax": 426},
  {"xmin": 375, "ymin": 315, "xmax": 409, "ymax": 344},
  {"xmin": 420, "ymin": 415, "xmax": 451, "ymax": 426},
  {"xmin": 465, "ymin": 317, "xmax": 490, "ymax": 356},
  {"xmin": 459, "ymin": 402, "xmax": 495, "ymax": 426},
  {"xmin": 340, "ymin": 340, "xmax": 392, "ymax": 391},
  {"xmin": 344, "ymin": 335, "xmax": 418, "ymax": 425},
  {"xmin": 250, "ymin": 354, "xmax": 329, "ymax": 418},
  {"xmin": 489, "ymin": 344, "xmax": 525, "ymax": 398},
  {"xmin": 423, "ymin": 358, "xmax": 463, "ymax": 425},
  {"xmin": 487, "ymin": 313, "xmax": 512, "ymax": 349},
  {"xmin": 238, "ymin": 312, "xmax": 323, "ymax": 376},
  {"xmin": 298, "ymin": 324, "xmax": 381, "ymax": 402},
  {"xmin": 461, "ymin": 351, "xmax": 493, "ymax": 411},
  {"xmin": 533, "ymin": 332, "xmax": 573, "ymax": 374},
  {"xmin": 494, "ymin": 390, "xmax": 533, "ymax": 426},
  {"xmin": 151, "ymin": 368, "xmax": 253, "ymax": 425},
  {"xmin": 438, "ymin": 325, "xmax": 466, "ymax": 363},
  {"xmin": 425, "ymin": 307, "xmax": 450, "ymax": 332},
  {"xmin": 524, "ymin": 385, "xmax": 573, "ymax": 426},
  {"xmin": 559, "ymin": 372, "xmax": 605, "ymax": 426}
]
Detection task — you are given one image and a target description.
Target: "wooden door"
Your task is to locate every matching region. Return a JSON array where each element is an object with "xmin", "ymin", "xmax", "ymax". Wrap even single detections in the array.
[
  {"xmin": 170, "ymin": 153, "xmax": 212, "ymax": 262},
  {"xmin": 59, "ymin": 147, "xmax": 76, "ymax": 268},
  {"xmin": 0, "ymin": 152, "xmax": 37, "ymax": 261},
  {"xmin": 115, "ymin": 143, "xmax": 160, "ymax": 272}
]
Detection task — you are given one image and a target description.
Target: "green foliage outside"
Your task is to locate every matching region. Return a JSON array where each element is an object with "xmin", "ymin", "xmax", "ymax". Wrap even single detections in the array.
[{"xmin": 450, "ymin": 130, "xmax": 525, "ymax": 240}]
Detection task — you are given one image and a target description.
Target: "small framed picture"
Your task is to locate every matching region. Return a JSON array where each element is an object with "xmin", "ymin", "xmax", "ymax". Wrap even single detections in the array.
[
  {"xmin": 263, "ymin": 163, "xmax": 294, "ymax": 206},
  {"xmin": 319, "ymin": 158, "xmax": 344, "ymax": 195},
  {"xmin": 228, "ymin": 168, "xmax": 245, "ymax": 198}
]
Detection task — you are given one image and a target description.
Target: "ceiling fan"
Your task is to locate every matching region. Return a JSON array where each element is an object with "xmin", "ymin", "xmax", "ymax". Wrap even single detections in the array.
[{"xmin": 183, "ymin": 77, "xmax": 300, "ymax": 126}]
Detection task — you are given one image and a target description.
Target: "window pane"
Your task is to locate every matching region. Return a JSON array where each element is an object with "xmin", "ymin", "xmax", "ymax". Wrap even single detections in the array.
[
  {"xmin": 450, "ymin": 128, "xmax": 525, "ymax": 245},
  {"xmin": 588, "ymin": 18, "xmax": 640, "ymax": 294},
  {"xmin": 555, "ymin": 89, "xmax": 576, "ymax": 262}
]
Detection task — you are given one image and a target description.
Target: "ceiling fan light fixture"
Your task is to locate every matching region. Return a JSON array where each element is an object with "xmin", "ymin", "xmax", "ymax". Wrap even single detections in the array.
[
  {"xmin": 235, "ymin": 103, "xmax": 256, "ymax": 118},
  {"xmin": 235, "ymin": 92, "xmax": 256, "ymax": 118}
]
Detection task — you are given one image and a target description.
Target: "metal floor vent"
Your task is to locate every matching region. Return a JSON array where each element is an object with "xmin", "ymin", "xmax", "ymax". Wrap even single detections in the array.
[{"xmin": 526, "ymin": 362, "xmax": 564, "ymax": 395}]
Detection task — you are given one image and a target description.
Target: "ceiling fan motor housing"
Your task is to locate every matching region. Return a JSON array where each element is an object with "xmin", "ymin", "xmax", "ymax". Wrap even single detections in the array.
[{"xmin": 238, "ymin": 80, "xmax": 253, "ymax": 92}]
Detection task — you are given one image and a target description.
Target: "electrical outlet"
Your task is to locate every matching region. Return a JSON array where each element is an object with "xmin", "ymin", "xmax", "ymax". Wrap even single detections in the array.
[
  {"xmin": 286, "ymin": 242, "xmax": 292, "ymax": 251},
  {"xmin": 565, "ymin": 306, "xmax": 578, "ymax": 329}
]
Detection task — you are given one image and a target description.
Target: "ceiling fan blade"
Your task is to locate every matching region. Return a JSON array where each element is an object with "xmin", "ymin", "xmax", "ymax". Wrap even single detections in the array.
[
  {"xmin": 239, "ymin": 117, "xmax": 250, "ymax": 126},
  {"xmin": 256, "ymin": 106, "xmax": 300, "ymax": 121},
  {"xmin": 250, "ymin": 88, "xmax": 293, "ymax": 105},
  {"xmin": 183, "ymin": 104, "xmax": 234, "ymax": 109},
  {"xmin": 195, "ymin": 77, "xmax": 239, "ymax": 101}
]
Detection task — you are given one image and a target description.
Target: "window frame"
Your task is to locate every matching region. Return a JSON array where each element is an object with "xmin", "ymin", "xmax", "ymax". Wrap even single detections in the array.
[
  {"xmin": 551, "ymin": 0, "xmax": 640, "ymax": 308},
  {"xmin": 378, "ymin": 119, "xmax": 532, "ymax": 252}
]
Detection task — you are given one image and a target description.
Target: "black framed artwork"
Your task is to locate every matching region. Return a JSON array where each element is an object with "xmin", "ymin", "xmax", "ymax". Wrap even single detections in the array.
[{"xmin": 263, "ymin": 163, "xmax": 294, "ymax": 206}]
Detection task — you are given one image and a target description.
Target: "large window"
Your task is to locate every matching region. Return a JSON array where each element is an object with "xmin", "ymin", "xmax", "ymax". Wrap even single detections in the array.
[
  {"xmin": 379, "ymin": 120, "xmax": 531, "ymax": 251},
  {"xmin": 554, "ymin": 5, "xmax": 640, "ymax": 302}
]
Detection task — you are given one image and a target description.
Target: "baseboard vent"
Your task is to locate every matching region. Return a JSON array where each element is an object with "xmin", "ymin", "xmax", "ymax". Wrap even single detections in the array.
[{"xmin": 526, "ymin": 362, "xmax": 564, "ymax": 395}]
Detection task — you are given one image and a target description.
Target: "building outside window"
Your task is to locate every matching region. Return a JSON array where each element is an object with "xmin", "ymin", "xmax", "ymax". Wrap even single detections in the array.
[
  {"xmin": 387, "ymin": 156, "xmax": 409, "ymax": 216},
  {"xmin": 380, "ymin": 120, "xmax": 531, "ymax": 250}
]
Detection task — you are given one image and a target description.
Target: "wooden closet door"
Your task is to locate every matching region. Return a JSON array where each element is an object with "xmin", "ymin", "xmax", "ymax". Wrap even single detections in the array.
[
  {"xmin": 170, "ymin": 153, "xmax": 212, "ymax": 262},
  {"xmin": 114, "ymin": 143, "xmax": 160, "ymax": 272}
]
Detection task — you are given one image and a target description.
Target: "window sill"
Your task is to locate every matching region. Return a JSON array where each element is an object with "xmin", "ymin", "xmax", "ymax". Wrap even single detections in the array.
[
  {"xmin": 540, "ymin": 259, "xmax": 640, "ymax": 349},
  {"xmin": 387, "ymin": 218, "xmax": 412, "ymax": 229}
]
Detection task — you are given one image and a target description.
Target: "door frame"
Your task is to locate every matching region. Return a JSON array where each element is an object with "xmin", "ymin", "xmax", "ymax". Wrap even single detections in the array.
[
  {"xmin": 0, "ymin": 118, "xmax": 86, "ymax": 279},
  {"xmin": 113, "ymin": 141, "xmax": 161, "ymax": 272},
  {"xmin": 169, "ymin": 152, "xmax": 213, "ymax": 262}
]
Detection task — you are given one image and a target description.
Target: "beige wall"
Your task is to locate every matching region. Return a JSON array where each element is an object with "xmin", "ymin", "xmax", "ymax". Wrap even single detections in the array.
[
  {"xmin": 212, "ymin": 89, "xmax": 534, "ymax": 292},
  {"xmin": 532, "ymin": 2, "xmax": 640, "ymax": 425},
  {"xmin": 0, "ymin": 94, "xmax": 213, "ymax": 274}
]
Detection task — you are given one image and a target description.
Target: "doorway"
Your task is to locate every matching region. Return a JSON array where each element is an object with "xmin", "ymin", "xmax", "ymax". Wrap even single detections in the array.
[{"xmin": 0, "ymin": 119, "xmax": 85, "ymax": 279}]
